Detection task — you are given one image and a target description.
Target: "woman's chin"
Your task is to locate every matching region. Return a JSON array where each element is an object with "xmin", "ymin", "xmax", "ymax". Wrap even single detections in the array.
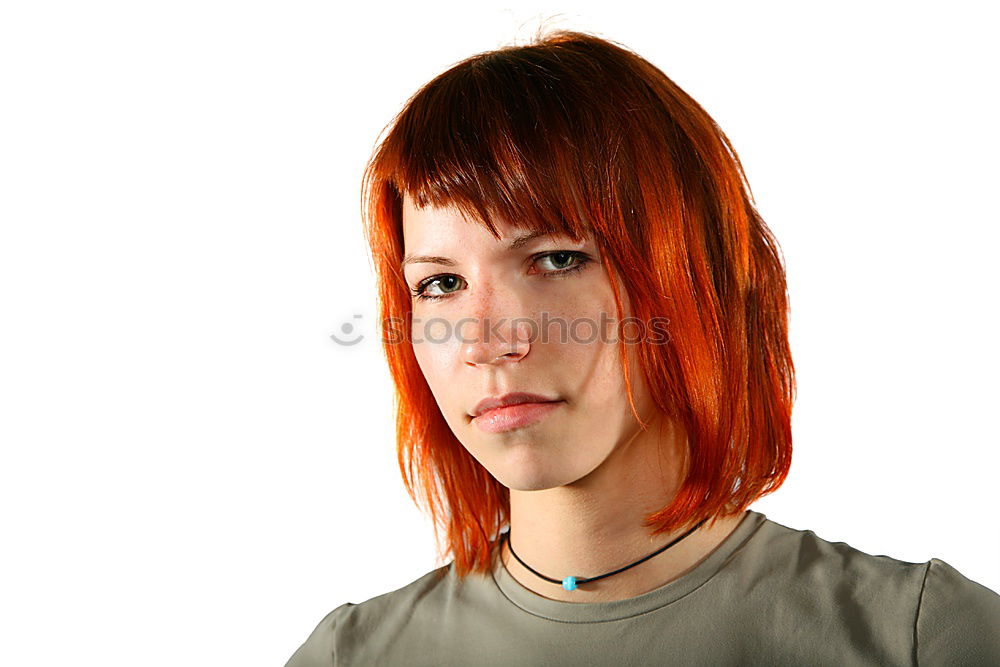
[{"xmin": 491, "ymin": 461, "xmax": 589, "ymax": 492}]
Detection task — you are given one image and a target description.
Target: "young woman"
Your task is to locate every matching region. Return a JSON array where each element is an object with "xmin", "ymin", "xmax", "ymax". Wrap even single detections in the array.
[{"xmin": 287, "ymin": 30, "xmax": 999, "ymax": 666}]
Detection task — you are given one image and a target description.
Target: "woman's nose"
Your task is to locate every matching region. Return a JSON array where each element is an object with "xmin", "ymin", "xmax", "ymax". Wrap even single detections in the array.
[
  {"xmin": 459, "ymin": 291, "xmax": 532, "ymax": 367},
  {"xmin": 461, "ymin": 317, "xmax": 531, "ymax": 366}
]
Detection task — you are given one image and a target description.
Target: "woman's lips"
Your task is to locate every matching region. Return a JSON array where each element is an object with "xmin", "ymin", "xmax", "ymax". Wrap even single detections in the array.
[{"xmin": 472, "ymin": 400, "xmax": 564, "ymax": 433}]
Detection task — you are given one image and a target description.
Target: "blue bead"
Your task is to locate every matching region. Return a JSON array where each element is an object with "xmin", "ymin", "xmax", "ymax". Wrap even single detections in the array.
[{"xmin": 562, "ymin": 576, "xmax": 577, "ymax": 591}]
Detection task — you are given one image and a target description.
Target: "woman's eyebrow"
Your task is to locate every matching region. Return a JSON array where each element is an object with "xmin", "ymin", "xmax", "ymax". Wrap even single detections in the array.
[
  {"xmin": 400, "ymin": 230, "xmax": 556, "ymax": 269},
  {"xmin": 506, "ymin": 229, "xmax": 550, "ymax": 250},
  {"xmin": 400, "ymin": 254, "xmax": 457, "ymax": 269}
]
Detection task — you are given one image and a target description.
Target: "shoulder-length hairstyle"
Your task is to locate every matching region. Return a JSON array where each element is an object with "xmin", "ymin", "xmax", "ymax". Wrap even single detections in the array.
[{"xmin": 360, "ymin": 29, "xmax": 794, "ymax": 579}]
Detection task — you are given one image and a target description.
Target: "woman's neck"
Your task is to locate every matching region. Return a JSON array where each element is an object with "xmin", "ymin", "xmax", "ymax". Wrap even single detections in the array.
[
  {"xmin": 498, "ymin": 511, "xmax": 746, "ymax": 603},
  {"xmin": 497, "ymin": 414, "xmax": 747, "ymax": 603}
]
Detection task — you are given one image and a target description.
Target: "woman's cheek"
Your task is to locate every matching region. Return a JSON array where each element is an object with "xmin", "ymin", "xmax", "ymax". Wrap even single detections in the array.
[{"xmin": 412, "ymin": 330, "xmax": 457, "ymax": 384}]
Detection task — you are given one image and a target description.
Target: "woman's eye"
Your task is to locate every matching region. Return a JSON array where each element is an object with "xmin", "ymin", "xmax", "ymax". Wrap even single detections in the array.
[
  {"xmin": 536, "ymin": 251, "xmax": 579, "ymax": 272},
  {"xmin": 412, "ymin": 275, "xmax": 465, "ymax": 300},
  {"xmin": 410, "ymin": 250, "xmax": 591, "ymax": 302}
]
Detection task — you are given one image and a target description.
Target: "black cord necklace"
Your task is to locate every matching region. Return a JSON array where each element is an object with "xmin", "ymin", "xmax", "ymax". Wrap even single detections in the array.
[{"xmin": 501, "ymin": 517, "xmax": 709, "ymax": 591}]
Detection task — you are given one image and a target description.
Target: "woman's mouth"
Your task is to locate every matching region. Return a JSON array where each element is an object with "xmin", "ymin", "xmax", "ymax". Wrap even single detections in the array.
[{"xmin": 471, "ymin": 400, "xmax": 564, "ymax": 433}]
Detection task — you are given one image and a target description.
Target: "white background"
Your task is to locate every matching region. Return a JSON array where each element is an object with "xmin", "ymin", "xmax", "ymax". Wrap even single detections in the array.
[{"xmin": 1, "ymin": 2, "xmax": 997, "ymax": 665}]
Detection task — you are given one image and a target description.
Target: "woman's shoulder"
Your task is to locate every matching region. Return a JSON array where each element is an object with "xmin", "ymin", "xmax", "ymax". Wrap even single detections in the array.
[
  {"xmin": 749, "ymin": 514, "xmax": 932, "ymax": 583},
  {"xmin": 750, "ymin": 513, "xmax": 996, "ymax": 599},
  {"xmin": 746, "ymin": 514, "xmax": 1000, "ymax": 662},
  {"xmin": 283, "ymin": 564, "xmax": 459, "ymax": 667},
  {"xmin": 914, "ymin": 556, "xmax": 1000, "ymax": 664},
  {"xmin": 283, "ymin": 601, "xmax": 356, "ymax": 667}
]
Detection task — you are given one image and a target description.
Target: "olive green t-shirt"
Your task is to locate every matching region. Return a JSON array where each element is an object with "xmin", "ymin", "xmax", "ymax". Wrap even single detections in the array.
[{"xmin": 284, "ymin": 510, "xmax": 1000, "ymax": 666}]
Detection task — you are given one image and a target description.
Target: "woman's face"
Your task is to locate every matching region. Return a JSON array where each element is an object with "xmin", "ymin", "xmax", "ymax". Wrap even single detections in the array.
[{"xmin": 401, "ymin": 194, "xmax": 656, "ymax": 491}]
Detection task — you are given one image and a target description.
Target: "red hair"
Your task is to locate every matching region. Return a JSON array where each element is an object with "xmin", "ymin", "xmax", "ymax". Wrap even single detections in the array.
[{"xmin": 360, "ymin": 29, "xmax": 795, "ymax": 579}]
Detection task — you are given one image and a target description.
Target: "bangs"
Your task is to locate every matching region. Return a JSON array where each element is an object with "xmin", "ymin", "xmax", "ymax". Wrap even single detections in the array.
[{"xmin": 372, "ymin": 46, "xmax": 631, "ymax": 243}]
